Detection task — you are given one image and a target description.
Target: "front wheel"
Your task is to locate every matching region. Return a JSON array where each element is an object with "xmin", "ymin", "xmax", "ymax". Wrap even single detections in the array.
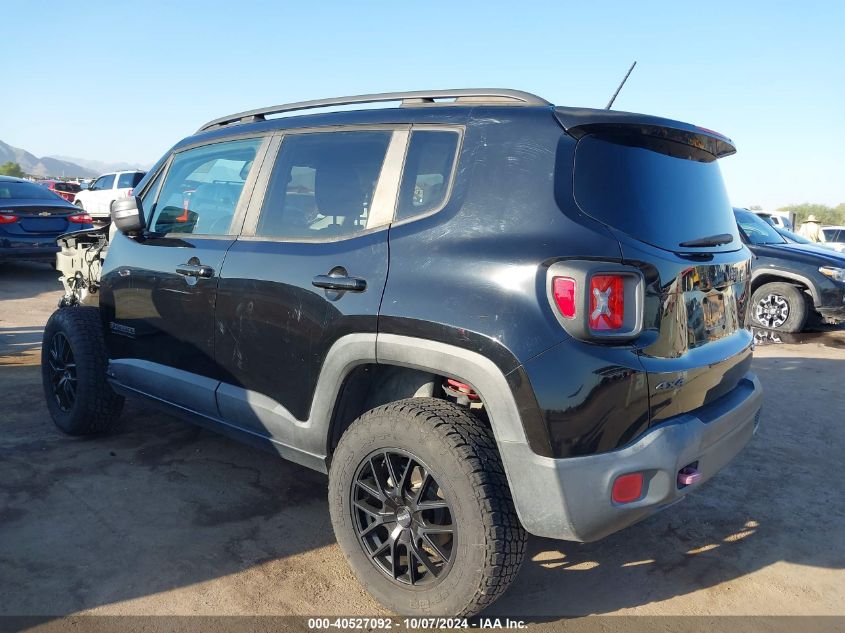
[
  {"xmin": 75, "ymin": 200, "xmax": 85, "ymax": 211},
  {"xmin": 41, "ymin": 306, "xmax": 124, "ymax": 435},
  {"xmin": 750, "ymin": 282, "xmax": 808, "ymax": 332},
  {"xmin": 329, "ymin": 398, "xmax": 526, "ymax": 616}
]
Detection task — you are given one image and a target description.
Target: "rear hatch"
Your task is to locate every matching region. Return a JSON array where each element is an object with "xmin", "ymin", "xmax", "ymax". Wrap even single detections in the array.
[{"xmin": 561, "ymin": 108, "xmax": 753, "ymax": 425}]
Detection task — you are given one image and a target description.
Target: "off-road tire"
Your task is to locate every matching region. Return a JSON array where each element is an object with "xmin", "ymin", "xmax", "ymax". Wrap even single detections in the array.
[
  {"xmin": 41, "ymin": 306, "xmax": 124, "ymax": 435},
  {"xmin": 329, "ymin": 398, "xmax": 526, "ymax": 616},
  {"xmin": 750, "ymin": 281, "xmax": 808, "ymax": 332}
]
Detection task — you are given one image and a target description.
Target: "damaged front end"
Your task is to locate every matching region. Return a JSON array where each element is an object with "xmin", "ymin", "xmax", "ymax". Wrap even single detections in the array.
[{"xmin": 55, "ymin": 227, "xmax": 110, "ymax": 307}]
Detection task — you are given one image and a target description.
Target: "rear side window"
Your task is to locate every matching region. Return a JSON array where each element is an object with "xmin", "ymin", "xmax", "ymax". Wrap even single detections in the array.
[
  {"xmin": 396, "ymin": 130, "xmax": 459, "ymax": 221},
  {"xmin": 573, "ymin": 133, "xmax": 740, "ymax": 253},
  {"xmin": 149, "ymin": 138, "xmax": 262, "ymax": 235},
  {"xmin": 117, "ymin": 172, "xmax": 145, "ymax": 188},
  {"xmin": 824, "ymin": 229, "xmax": 843, "ymax": 242},
  {"xmin": 257, "ymin": 131, "xmax": 391, "ymax": 240}
]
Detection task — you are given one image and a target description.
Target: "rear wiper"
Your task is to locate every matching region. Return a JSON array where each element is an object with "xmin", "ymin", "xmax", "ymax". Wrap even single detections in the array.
[{"xmin": 679, "ymin": 233, "xmax": 734, "ymax": 248}]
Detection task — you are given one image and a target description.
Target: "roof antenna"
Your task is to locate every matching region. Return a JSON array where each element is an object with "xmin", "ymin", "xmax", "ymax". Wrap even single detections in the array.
[{"xmin": 605, "ymin": 61, "xmax": 637, "ymax": 110}]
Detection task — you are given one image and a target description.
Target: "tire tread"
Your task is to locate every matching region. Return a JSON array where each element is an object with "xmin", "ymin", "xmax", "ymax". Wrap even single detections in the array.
[{"xmin": 335, "ymin": 397, "xmax": 526, "ymax": 616}]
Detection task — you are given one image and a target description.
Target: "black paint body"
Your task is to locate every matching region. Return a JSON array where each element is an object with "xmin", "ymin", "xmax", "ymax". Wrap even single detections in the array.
[{"xmin": 98, "ymin": 103, "xmax": 753, "ymax": 460}]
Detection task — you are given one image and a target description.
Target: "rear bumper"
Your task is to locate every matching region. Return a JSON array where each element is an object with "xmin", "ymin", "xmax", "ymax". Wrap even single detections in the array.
[
  {"xmin": 0, "ymin": 242, "xmax": 60, "ymax": 261},
  {"xmin": 501, "ymin": 372, "xmax": 762, "ymax": 541}
]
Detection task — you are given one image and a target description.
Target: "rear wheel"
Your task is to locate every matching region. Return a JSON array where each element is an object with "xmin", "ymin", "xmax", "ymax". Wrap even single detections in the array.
[
  {"xmin": 750, "ymin": 282, "xmax": 808, "ymax": 332},
  {"xmin": 329, "ymin": 398, "xmax": 526, "ymax": 616},
  {"xmin": 41, "ymin": 306, "xmax": 124, "ymax": 435}
]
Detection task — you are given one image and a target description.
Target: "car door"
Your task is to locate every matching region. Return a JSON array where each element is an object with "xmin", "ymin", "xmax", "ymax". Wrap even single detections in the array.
[
  {"xmin": 99, "ymin": 135, "xmax": 271, "ymax": 418},
  {"xmin": 213, "ymin": 127, "xmax": 406, "ymax": 454},
  {"xmin": 83, "ymin": 175, "xmax": 106, "ymax": 214}
]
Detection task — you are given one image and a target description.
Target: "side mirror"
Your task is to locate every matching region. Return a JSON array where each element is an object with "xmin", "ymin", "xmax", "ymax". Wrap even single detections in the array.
[{"xmin": 111, "ymin": 196, "xmax": 146, "ymax": 234}]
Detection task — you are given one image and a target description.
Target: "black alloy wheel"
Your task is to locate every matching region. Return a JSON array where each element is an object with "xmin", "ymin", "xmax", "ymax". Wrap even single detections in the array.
[
  {"xmin": 351, "ymin": 449, "xmax": 455, "ymax": 587},
  {"xmin": 48, "ymin": 332, "xmax": 77, "ymax": 412}
]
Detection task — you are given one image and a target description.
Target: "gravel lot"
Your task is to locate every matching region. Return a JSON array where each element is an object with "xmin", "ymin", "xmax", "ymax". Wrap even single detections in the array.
[{"xmin": 1, "ymin": 261, "xmax": 843, "ymax": 623}]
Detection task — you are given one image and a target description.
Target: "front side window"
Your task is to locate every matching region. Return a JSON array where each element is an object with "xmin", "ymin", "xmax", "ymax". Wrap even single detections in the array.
[
  {"xmin": 97, "ymin": 174, "xmax": 116, "ymax": 190},
  {"xmin": 396, "ymin": 130, "xmax": 459, "ymax": 221},
  {"xmin": 256, "ymin": 131, "xmax": 391, "ymax": 240},
  {"xmin": 149, "ymin": 137, "xmax": 262, "ymax": 235}
]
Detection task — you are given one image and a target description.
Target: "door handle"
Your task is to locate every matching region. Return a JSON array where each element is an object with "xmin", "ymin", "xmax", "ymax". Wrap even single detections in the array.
[
  {"xmin": 176, "ymin": 263, "xmax": 215, "ymax": 278},
  {"xmin": 312, "ymin": 274, "xmax": 366, "ymax": 292}
]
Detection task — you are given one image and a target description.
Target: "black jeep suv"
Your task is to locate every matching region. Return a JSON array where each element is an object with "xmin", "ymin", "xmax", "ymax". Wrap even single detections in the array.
[{"xmin": 42, "ymin": 89, "xmax": 763, "ymax": 616}]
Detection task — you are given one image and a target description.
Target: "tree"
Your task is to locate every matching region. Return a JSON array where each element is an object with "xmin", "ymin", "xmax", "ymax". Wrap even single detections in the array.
[
  {"xmin": 776, "ymin": 203, "xmax": 845, "ymax": 227},
  {"xmin": 0, "ymin": 161, "xmax": 25, "ymax": 178}
]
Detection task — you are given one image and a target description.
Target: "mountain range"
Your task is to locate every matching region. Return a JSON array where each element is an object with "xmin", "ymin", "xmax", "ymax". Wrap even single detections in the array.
[{"xmin": 0, "ymin": 139, "xmax": 148, "ymax": 179}]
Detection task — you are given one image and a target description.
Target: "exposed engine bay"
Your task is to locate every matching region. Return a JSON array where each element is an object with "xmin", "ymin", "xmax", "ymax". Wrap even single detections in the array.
[{"xmin": 55, "ymin": 227, "xmax": 110, "ymax": 307}]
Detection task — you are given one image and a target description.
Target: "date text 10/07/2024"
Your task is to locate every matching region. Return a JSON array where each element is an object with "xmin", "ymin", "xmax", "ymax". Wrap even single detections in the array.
[{"xmin": 307, "ymin": 618, "xmax": 528, "ymax": 629}]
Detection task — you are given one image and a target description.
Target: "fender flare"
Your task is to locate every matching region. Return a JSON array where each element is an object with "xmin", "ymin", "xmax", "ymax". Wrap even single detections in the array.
[
  {"xmin": 751, "ymin": 268, "xmax": 820, "ymax": 305},
  {"xmin": 375, "ymin": 333, "xmax": 528, "ymax": 445}
]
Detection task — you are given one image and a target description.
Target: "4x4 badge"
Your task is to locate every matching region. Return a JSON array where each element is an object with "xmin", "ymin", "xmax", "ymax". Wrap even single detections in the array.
[{"xmin": 655, "ymin": 378, "xmax": 685, "ymax": 391}]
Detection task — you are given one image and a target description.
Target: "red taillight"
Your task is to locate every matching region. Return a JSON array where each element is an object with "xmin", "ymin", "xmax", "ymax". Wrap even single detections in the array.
[
  {"xmin": 589, "ymin": 274, "xmax": 624, "ymax": 331},
  {"xmin": 68, "ymin": 213, "xmax": 92, "ymax": 224},
  {"xmin": 612, "ymin": 472, "xmax": 644, "ymax": 504},
  {"xmin": 126, "ymin": 188, "xmax": 133, "ymax": 197},
  {"xmin": 552, "ymin": 276, "xmax": 577, "ymax": 319},
  {"xmin": 0, "ymin": 213, "xmax": 19, "ymax": 224}
]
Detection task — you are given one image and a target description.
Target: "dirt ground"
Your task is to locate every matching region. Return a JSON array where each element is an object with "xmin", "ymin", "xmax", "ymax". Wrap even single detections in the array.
[{"xmin": 1, "ymin": 260, "xmax": 843, "ymax": 623}]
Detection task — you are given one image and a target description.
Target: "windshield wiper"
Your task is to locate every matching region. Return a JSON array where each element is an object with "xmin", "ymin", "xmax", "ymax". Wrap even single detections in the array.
[{"xmin": 679, "ymin": 233, "xmax": 734, "ymax": 248}]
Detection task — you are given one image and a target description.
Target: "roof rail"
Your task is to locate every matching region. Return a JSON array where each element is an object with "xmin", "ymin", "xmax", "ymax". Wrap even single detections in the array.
[{"xmin": 197, "ymin": 89, "xmax": 550, "ymax": 132}]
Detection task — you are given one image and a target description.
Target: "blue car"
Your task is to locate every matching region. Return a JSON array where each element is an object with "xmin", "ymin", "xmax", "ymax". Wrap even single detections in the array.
[{"xmin": 0, "ymin": 176, "xmax": 93, "ymax": 264}]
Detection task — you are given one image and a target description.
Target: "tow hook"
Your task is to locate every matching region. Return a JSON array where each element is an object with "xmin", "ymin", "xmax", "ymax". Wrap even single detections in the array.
[{"xmin": 678, "ymin": 464, "xmax": 702, "ymax": 487}]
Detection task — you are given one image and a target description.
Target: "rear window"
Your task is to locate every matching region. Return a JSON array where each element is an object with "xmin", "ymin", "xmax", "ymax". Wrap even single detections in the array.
[
  {"xmin": 573, "ymin": 133, "xmax": 741, "ymax": 252},
  {"xmin": 0, "ymin": 181, "xmax": 60, "ymax": 200}
]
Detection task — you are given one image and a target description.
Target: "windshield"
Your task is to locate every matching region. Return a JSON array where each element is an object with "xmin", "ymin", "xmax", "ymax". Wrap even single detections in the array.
[
  {"xmin": 573, "ymin": 133, "xmax": 740, "ymax": 252},
  {"xmin": 777, "ymin": 227, "xmax": 811, "ymax": 244},
  {"xmin": 0, "ymin": 181, "xmax": 62, "ymax": 200},
  {"xmin": 734, "ymin": 210, "xmax": 786, "ymax": 245}
]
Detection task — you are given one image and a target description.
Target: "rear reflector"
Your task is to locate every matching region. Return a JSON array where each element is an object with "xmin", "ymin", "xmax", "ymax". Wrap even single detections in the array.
[
  {"xmin": 552, "ymin": 276, "xmax": 577, "ymax": 319},
  {"xmin": 589, "ymin": 274, "xmax": 624, "ymax": 330},
  {"xmin": 68, "ymin": 213, "xmax": 92, "ymax": 224},
  {"xmin": 612, "ymin": 472, "xmax": 643, "ymax": 503},
  {"xmin": 0, "ymin": 214, "xmax": 19, "ymax": 224}
]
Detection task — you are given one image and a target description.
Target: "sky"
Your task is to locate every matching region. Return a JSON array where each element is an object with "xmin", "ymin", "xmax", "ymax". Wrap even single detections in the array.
[{"xmin": 3, "ymin": 0, "xmax": 843, "ymax": 210}]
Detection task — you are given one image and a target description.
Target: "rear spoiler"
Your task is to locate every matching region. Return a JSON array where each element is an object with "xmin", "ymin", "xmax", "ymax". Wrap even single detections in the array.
[{"xmin": 554, "ymin": 106, "xmax": 736, "ymax": 159}]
